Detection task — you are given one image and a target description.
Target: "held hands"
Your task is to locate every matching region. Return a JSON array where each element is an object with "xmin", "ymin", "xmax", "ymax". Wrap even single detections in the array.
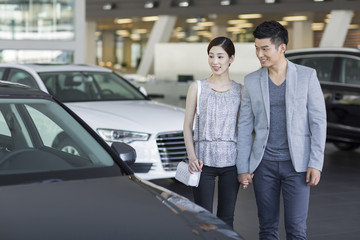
[
  {"xmin": 306, "ymin": 167, "xmax": 321, "ymax": 186},
  {"xmin": 188, "ymin": 158, "xmax": 203, "ymax": 174},
  {"xmin": 238, "ymin": 173, "xmax": 254, "ymax": 190}
]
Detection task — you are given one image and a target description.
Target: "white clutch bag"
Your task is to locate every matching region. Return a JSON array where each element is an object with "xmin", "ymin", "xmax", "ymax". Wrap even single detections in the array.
[{"xmin": 175, "ymin": 161, "xmax": 201, "ymax": 187}]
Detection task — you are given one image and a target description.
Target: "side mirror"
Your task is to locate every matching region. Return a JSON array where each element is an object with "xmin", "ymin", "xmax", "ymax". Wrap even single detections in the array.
[
  {"xmin": 111, "ymin": 142, "xmax": 136, "ymax": 166},
  {"xmin": 138, "ymin": 86, "xmax": 148, "ymax": 96}
]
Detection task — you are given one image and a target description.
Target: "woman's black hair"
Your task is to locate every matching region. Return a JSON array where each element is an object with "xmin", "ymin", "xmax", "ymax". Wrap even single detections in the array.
[
  {"xmin": 253, "ymin": 20, "xmax": 289, "ymax": 48},
  {"xmin": 207, "ymin": 37, "xmax": 235, "ymax": 57}
]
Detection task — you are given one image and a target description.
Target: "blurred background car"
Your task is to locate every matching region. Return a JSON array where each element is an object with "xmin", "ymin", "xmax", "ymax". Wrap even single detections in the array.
[
  {"xmin": 0, "ymin": 63, "xmax": 187, "ymax": 180},
  {"xmin": 0, "ymin": 82, "xmax": 244, "ymax": 240},
  {"xmin": 286, "ymin": 48, "xmax": 360, "ymax": 151}
]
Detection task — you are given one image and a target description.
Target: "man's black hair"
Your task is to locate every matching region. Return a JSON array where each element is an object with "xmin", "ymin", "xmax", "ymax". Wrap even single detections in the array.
[{"xmin": 253, "ymin": 20, "xmax": 289, "ymax": 48}]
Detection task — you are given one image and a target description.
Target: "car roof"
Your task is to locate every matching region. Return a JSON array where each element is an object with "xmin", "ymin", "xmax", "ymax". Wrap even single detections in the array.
[
  {"xmin": 286, "ymin": 47, "xmax": 360, "ymax": 56},
  {"xmin": 0, "ymin": 63, "xmax": 112, "ymax": 73},
  {"xmin": 0, "ymin": 80, "xmax": 52, "ymax": 99}
]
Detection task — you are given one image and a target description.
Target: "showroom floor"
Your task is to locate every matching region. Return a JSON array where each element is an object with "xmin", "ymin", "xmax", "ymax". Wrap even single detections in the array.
[{"xmin": 152, "ymin": 143, "xmax": 360, "ymax": 240}]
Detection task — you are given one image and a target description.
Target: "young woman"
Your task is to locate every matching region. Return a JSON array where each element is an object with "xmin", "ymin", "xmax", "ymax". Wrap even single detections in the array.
[{"xmin": 183, "ymin": 37, "xmax": 242, "ymax": 228}]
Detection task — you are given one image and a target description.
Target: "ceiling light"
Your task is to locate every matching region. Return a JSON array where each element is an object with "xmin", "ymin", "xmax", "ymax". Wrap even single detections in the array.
[
  {"xmin": 197, "ymin": 22, "xmax": 215, "ymax": 27},
  {"xmin": 142, "ymin": 16, "xmax": 159, "ymax": 22},
  {"xmin": 238, "ymin": 14, "xmax": 263, "ymax": 19},
  {"xmin": 114, "ymin": 18, "xmax": 133, "ymax": 24},
  {"xmin": 116, "ymin": 30, "xmax": 130, "ymax": 37},
  {"xmin": 313, "ymin": 0, "xmax": 325, "ymax": 2},
  {"xmin": 348, "ymin": 24, "xmax": 360, "ymax": 30},
  {"xmin": 312, "ymin": 23, "xmax": 325, "ymax": 31},
  {"xmin": 265, "ymin": 0, "xmax": 277, "ymax": 3},
  {"xmin": 178, "ymin": 0, "xmax": 190, "ymax": 7},
  {"xmin": 134, "ymin": 29, "xmax": 148, "ymax": 34},
  {"xmin": 228, "ymin": 19, "xmax": 248, "ymax": 25},
  {"xmin": 235, "ymin": 23, "xmax": 254, "ymax": 28},
  {"xmin": 283, "ymin": 16, "xmax": 308, "ymax": 21},
  {"xmin": 186, "ymin": 18, "xmax": 206, "ymax": 23},
  {"xmin": 144, "ymin": 1, "xmax": 158, "ymax": 8},
  {"xmin": 103, "ymin": 3, "xmax": 115, "ymax": 10},
  {"xmin": 220, "ymin": 0, "xmax": 231, "ymax": 6},
  {"xmin": 278, "ymin": 21, "xmax": 288, "ymax": 26}
]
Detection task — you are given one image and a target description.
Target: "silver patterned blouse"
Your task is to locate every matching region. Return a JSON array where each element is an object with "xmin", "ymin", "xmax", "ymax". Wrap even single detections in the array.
[{"xmin": 194, "ymin": 79, "xmax": 242, "ymax": 167}]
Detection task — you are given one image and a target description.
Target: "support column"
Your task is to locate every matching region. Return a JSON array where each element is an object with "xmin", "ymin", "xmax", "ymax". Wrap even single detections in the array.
[
  {"xmin": 85, "ymin": 21, "xmax": 97, "ymax": 65},
  {"xmin": 211, "ymin": 25, "xmax": 227, "ymax": 38},
  {"xmin": 102, "ymin": 31, "xmax": 116, "ymax": 67},
  {"xmin": 292, "ymin": 20, "xmax": 313, "ymax": 49},
  {"xmin": 137, "ymin": 15, "xmax": 177, "ymax": 76},
  {"xmin": 320, "ymin": 10, "xmax": 354, "ymax": 48},
  {"xmin": 74, "ymin": 0, "xmax": 85, "ymax": 63}
]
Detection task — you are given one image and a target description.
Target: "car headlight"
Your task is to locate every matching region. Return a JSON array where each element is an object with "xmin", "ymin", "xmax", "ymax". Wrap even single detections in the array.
[{"xmin": 97, "ymin": 129, "xmax": 150, "ymax": 144}]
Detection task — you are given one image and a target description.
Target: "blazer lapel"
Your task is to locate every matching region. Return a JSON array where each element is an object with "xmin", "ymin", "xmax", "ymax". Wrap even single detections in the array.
[
  {"xmin": 260, "ymin": 67, "xmax": 270, "ymax": 126},
  {"xmin": 286, "ymin": 59, "xmax": 297, "ymax": 132}
]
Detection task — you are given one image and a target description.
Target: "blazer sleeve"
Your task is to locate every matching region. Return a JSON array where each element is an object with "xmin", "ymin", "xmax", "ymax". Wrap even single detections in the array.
[
  {"xmin": 307, "ymin": 69, "xmax": 327, "ymax": 171},
  {"xmin": 236, "ymin": 81, "xmax": 254, "ymax": 174}
]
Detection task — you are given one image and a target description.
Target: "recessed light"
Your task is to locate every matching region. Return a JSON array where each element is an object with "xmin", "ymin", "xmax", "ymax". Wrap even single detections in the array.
[
  {"xmin": 178, "ymin": 0, "xmax": 190, "ymax": 7},
  {"xmin": 144, "ymin": 1, "xmax": 158, "ymax": 8},
  {"xmin": 238, "ymin": 14, "xmax": 263, "ymax": 19},
  {"xmin": 220, "ymin": 0, "xmax": 231, "ymax": 6},
  {"xmin": 283, "ymin": 16, "xmax": 308, "ymax": 21},
  {"xmin": 103, "ymin": 3, "xmax": 115, "ymax": 10},
  {"xmin": 265, "ymin": 0, "xmax": 277, "ymax": 3}
]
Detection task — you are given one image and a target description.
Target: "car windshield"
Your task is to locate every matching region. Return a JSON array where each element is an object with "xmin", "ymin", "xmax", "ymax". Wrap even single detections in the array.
[
  {"xmin": 0, "ymin": 98, "xmax": 117, "ymax": 177},
  {"xmin": 38, "ymin": 71, "xmax": 146, "ymax": 102}
]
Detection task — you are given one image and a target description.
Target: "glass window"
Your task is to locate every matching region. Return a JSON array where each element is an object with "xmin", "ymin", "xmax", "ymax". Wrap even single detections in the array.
[
  {"xmin": 8, "ymin": 69, "xmax": 38, "ymax": 89},
  {"xmin": 341, "ymin": 57, "xmax": 360, "ymax": 85},
  {"xmin": 0, "ymin": 99, "xmax": 115, "ymax": 175},
  {"xmin": 297, "ymin": 56, "xmax": 336, "ymax": 83},
  {"xmin": 0, "ymin": 0, "xmax": 74, "ymax": 41},
  {"xmin": 0, "ymin": 50, "xmax": 73, "ymax": 64},
  {"xmin": 39, "ymin": 71, "xmax": 146, "ymax": 102},
  {"xmin": 0, "ymin": 68, "xmax": 5, "ymax": 80}
]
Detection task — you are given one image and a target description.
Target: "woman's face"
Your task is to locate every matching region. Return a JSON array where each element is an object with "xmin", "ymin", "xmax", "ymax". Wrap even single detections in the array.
[{"xmin": 208, "ymin": 46, "xmax": 234, "ymax": 76}]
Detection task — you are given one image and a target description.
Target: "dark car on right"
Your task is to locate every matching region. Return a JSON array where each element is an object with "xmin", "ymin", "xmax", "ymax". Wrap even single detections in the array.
[{"xmin": 286, "ymin": 48, "xmax": 360, "ymax": 151}]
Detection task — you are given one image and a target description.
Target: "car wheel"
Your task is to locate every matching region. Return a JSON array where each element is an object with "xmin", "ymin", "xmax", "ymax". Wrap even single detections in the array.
[{"xmin": 333, "ymin": 142, "xmax": 360, "ymax": 151}]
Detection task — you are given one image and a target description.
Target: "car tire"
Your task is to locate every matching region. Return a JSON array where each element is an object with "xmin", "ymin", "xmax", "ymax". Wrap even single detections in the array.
[
  {"xmin": 52, "ymin": 133, "xmax": 84, "ymax": 156},
  {"xmin": 333, "ymin": 142, "xmax": 360, "ymax": 151}
]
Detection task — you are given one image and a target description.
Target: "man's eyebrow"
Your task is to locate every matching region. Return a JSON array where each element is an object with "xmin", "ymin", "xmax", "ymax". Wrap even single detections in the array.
[{"xmin": 255, "ymin": 44, "xmax": 270, "ymax": 48}]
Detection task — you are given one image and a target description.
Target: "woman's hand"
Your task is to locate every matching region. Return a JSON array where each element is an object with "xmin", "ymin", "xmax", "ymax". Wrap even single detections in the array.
[{"xmin": 188, "ymin": 159, "xmax": 203, "ymax": 174}]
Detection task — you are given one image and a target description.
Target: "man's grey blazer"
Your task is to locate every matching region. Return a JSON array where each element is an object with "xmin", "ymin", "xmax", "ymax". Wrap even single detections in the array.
[{"xmin": 236, "ymin": 60, "xmax": 327, "ymax": 174}]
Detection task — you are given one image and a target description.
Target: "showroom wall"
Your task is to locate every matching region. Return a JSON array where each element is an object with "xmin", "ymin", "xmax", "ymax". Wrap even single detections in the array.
[{"xmin": 154, "ymin": 42, "xmax": 261, "ymax": 83}]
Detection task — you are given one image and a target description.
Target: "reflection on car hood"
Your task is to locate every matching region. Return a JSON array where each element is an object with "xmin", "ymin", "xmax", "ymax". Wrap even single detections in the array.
[
  {"xmin": 66, "ymin": 100, "xmax": 185, "ymax": 133},
  {"xmin": 0, "ymin": 176, "xmax": 243, "ymax": 239}
]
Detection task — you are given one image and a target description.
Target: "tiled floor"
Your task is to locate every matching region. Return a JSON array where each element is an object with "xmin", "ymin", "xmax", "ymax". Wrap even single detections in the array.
[{"xmin": 152, "ymin": 143, "xmax": 360, "ymax": 239}]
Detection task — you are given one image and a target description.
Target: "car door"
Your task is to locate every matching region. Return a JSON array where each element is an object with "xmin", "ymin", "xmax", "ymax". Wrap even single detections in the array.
[{"xmin": 289, "ymin": 52, "xmax": 360, "ymax": 144}]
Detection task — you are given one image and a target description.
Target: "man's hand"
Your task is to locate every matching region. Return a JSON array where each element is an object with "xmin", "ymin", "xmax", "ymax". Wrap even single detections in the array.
[
  {"xmin": 237, "ymin": 173, "xmax": 253, "ymax": 189},
  {"xmin": 306, "ymin": 167, "xmax": 321, "ymax": 186}
]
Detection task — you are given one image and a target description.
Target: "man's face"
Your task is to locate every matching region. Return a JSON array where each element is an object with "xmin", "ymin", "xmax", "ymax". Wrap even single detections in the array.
[{"xmin": 255, "ymin": 38, "xmax": 285, "ymax": 69}]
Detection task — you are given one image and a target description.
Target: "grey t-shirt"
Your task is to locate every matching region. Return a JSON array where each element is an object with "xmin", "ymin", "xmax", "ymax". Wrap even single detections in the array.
[{"xmin": 263, "ymin": 77, "xmax": 291, "ymax": 161}]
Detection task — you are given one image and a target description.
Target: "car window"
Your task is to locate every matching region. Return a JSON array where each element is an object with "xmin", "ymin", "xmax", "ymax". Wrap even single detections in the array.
[
  {"xmin": 341, "ymin": 57, "xmax": 360, "ymax": 85},
  {"xmin": 0, "ymin": 99, "xmax": 115, "ymax": 176},
  {"xmin": 294, "ymin": 56, "xmax": 335, "ymax": 83},
  {"xmin": 39, "ymin": 71, "xmax": 146, "ymax": 102},
  {"xmin": 0, "ymin": 68, "xmax": 5, "ymax": 80},
  {"xmin": 8, "ymin": 69, "xmax": 39, "ymax": 89}
]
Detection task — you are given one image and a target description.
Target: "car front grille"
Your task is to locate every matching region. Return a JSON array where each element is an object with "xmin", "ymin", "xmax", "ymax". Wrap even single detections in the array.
[{"xmin": 156, "ymin": 131, "xmax": 187, "ymax": 171}]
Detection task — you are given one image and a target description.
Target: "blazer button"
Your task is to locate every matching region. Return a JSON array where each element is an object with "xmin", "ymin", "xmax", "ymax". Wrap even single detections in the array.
[
  {"xmin": 263, "ymin": 145, "xmax": 265, "ymax": 149},
  {"xmin": 217, "ymin": 138, "xmax": 221, "ymax": 142}
]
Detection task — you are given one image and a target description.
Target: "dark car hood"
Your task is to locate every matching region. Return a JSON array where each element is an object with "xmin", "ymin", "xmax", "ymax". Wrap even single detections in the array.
[{"xmin": 0, "ymin": 176, "xmax": 243, "ymax": 240}]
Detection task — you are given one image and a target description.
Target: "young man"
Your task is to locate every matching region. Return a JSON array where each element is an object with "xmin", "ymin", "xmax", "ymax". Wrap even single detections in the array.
[{"xmin": 236, "ymin": 20, "xmax": 327, "ymax": 239}]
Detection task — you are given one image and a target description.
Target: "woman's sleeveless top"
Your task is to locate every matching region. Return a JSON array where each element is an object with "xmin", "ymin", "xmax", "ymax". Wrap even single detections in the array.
[{"xmin": 194, "ymin": 79, "xmax": 242, "ymax": 167}]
